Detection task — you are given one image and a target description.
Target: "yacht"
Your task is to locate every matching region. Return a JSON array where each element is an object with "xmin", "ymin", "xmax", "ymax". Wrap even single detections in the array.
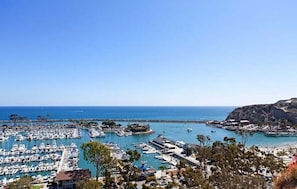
[
  {"xmin": 115, "ymin": 130, "xmax": 125, "ymax": 137},
  {"xmin": 15, "ymin": 134, "xmax": 25, "ymax": 141},
  {"xmin": 0, "ymin": 136, "xmax": 8, "ymax": 142},
  {"xmin": 89, "ymin": 128, "xmax": 105, "ymax": 138}
]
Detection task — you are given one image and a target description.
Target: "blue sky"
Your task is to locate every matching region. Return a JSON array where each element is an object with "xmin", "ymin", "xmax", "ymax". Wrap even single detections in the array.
[{"xmin": 0, "ymin": 0, "xmax": 296, "ymax": 106}]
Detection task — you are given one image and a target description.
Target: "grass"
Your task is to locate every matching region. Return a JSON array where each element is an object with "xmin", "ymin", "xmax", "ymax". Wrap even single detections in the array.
[{"xmin": 30, "ymin": 185, "xmax": 43, "ymax": 189}]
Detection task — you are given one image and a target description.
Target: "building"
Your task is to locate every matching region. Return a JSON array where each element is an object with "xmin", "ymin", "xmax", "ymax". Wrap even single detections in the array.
[{"xmin": 55, "ymin": 169, "xmax": 91, "ymax": 189}]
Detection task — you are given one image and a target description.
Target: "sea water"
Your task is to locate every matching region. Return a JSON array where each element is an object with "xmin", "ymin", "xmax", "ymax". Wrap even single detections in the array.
[
  {"xmin": 0, "ymin": 106, "xmax": 232, "ymax": 121},
  {"xmin": 0, "ymin": 106, "xmax": 296, "ymax": 176}
]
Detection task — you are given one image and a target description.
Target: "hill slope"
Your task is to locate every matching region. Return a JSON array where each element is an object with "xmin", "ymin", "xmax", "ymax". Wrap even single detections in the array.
[{"xmin": 226, "ymin": 98, "xmax": 297, "ymax": 125}]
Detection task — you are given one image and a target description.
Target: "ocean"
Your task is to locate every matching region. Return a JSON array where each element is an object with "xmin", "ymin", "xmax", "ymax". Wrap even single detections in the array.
[
  {"xmin": 0, "ymin": 106, "xmax": 232, "ymax": 121},
  {"xmin": 0, "ymin": 106, "xmax": 296, "ymax": 177}
]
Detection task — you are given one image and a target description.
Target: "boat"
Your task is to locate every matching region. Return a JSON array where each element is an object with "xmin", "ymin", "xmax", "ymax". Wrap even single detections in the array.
[
  {"xmin": 15, "ymin": 134, "xmax": 25, "ymax": 141},
  {"xmin": 115, "ymin": 130, "xmax": 125, "ymax": 137},
  {"xmin": 116, "ymin": 129, "xmax": 132, "ymax": 137},
  {"xmin": 187, "ymin": 128, "xmax": 192, "ymax": 132},
  {"xmin": 264, "ymin": 131, "xmax": 297, "ymax": 137},
  {"xmin": 124, "ymin": 131, "xmax": 132, "ymax": 136},
  {"xmin": 89, "ymin": 128, "xmax": 105, "ymax": 138},
  {"xmin": 0, "ymin": 136, "xmax": 8, "ymax": 142},
  {"xmin": 154, "ymin": 154, "xmax": 178, "ymax": 166}
]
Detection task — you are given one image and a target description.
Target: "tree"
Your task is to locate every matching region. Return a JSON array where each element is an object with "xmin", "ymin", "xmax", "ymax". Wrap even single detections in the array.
[
  {"xmin": 37, "ymin": 115, "xmax": 47, "ymax": 122},
  {"xmin": 9, "ymin": 114, "xmax": 20, "ymax": 126},
  {"xmin": 102, "ymin": 120, "xmax": 117, "ymax": 127},
  {"xmin": 196, "ymin": 134, "xmax": 211, "ymax": 170},
  {"xmin": 76, "ymin": 179, "xmax": 103, "ymax": 189},
  {"xmin": 235, "ymin": 129, "xmax": 253, "ymax": 148},
  {"xmin": 8, "ymin": 176, "xmax": 33, "ymax": 189},
  {"xmin": 183, "ymin": 166, "xmax": 214, "ymax": 189},
  {"xmin": 87, "ymin": 121, "xmax": 99, "ymax": 127},
  {"xmin": 126, "ymin": 149, "xmax": 141, "ymax": 162},
  {"xmin": 9, "ymin": 114, "xmax": 19, "ymax": 122},
  {"xmin": 274, "ymin": 161, "xmax": 297, "ymax": 189},
  {"xmin": 102, "ymin": 156, "xmax": 119, "ymax": 189},
  {"xmin": 208, "ymin": 138, "xmax": 282, "ymax": 189},
  {"xmin": 119, "ymin": 149, "xmax": 141, "ymax": 184},
  {"xmin": 81, "ymin": 141, "xmax": 111, "ymax": 181},
  {"xmin": 197, "ymin": 134, "xmax": 210, "ymax": 147}
]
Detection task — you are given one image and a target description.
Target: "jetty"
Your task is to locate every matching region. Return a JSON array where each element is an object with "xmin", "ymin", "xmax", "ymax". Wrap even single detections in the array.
[{"xmin": 0, "ymin": 118, "xmax": 209, "ymax": 124}]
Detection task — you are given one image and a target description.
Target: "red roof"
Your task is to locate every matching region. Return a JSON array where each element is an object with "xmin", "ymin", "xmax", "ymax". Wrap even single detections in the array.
[{"xmin": 56, "ymin": 169, "xmax": 91, "ymax": 181}]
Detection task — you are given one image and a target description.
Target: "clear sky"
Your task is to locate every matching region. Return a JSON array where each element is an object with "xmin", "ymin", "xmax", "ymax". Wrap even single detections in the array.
[{"xmin": 0, "ymin": 0, "xmax": 296, "ymax": 106}]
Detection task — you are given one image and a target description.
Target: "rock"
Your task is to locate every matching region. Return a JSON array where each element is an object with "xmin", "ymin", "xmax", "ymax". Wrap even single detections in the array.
[{"xmin": 226, "ymin": 98, "xmax": 297, "ymax": 125}]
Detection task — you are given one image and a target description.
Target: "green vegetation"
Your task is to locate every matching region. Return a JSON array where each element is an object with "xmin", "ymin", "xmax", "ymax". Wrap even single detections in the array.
[
  {"xmin": 8, "ymin": 176, "xmax": 33, "ymax": 189},
  {"xmin": 118, "ymin": 149, "xmax": 141, "ymax": 185},
  {"xmin": 102, "ymin": 120, "xmax": 117, "ymax": 127},
  {"xmin": 235, "ymin": 129, "xmax": 254, "ymax": 147},
  {"xmin": 9, "ymin": 114, "xmax": 29, "ymax": 123},
  {"xmin": 76, "ymin": 179, "xmax": 103, "ymax": 189},
  {"xmin": 187, "ymin": 136, "xmax": 284, "ymax": 188},
  {"xmin": 30, "ymin": 185, "xmax": 43, "ymax": 189},
  {"xmin": 81, "ymin": 141, "xmax": 143, "ymax": 188},
  {"xmin": 274, "ymin": 165, "xmax": 297, "ymax": 188},
  {"xmin": 81, "ymin": 137, "xmax": 284, "ymax": 189},
  {"xmin": 81, "ymin": 141, "xmax": 111, "ymax": 181},
  {"xmin": 127, "ymin": 123, "xmax": 150, "ymax": 132},
  {"xmin": 37, "ymin": 114, "xmax": 50, "ymax": 122}
]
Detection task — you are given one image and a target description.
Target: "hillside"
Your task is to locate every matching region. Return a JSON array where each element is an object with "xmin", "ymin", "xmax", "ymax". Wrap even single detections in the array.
[{"xmin": 226, "ymin": 98, "xmax": 297, "ymax": 125}]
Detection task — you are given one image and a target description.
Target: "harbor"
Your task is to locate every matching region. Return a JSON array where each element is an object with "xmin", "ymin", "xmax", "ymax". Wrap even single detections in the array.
[
  {"xmin": 0, "ymin": 107, "xmax": 297, "ymax": 187},
  {"xmin": 207, "ymin": 119, "xmax": 297, "ymax": 137},
  {"xmin": 0, "ymin": 142, "xmax": 79, "ymax": 186}
]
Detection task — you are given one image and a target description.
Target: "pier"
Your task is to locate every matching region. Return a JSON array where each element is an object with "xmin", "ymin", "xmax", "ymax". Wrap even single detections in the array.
[
  {"xmin": 57, "ymin": 147, "xmax": 67, "ymax": 173},
  {"xmin": 148, "ymin": 135, "xmax": 201, "ymax": 167}
]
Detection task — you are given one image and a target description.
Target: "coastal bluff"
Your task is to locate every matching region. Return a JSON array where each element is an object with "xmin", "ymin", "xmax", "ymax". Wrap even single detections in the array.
[{"xmin": 226, "ymin": 98, "xmax": 297, "ymax": 125}]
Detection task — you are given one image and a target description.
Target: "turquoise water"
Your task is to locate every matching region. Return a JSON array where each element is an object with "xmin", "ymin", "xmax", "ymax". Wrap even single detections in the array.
[{"xmin": 1, "ymin": 107, "xmax": 297, "ymax": 176}]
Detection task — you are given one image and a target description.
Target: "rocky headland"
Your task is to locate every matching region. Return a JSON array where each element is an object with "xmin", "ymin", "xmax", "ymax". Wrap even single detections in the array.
[{"xmin": 226, "ymin": 98, "xmax": 297, "ymax": 125}]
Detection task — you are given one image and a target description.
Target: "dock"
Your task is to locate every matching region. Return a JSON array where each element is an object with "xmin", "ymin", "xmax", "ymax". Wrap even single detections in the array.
[
  {"xmin": 148, "ymin": 135, "xmax": 201, "ymax": 167},
  {"xmin": 57, "ymin": 147, "xmax": 67, "ymax": 172}
]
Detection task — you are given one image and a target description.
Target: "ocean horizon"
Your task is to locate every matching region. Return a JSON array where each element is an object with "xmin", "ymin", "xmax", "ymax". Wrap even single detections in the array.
[{"xmin": 0, "ymin": 106, "xmax": 235, "ymax": 121}]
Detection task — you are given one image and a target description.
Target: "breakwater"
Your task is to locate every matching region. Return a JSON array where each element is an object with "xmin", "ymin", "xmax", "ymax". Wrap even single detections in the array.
[{"xmin": 0, "ymin": 118, "xmax": 209, "ymax": 124}]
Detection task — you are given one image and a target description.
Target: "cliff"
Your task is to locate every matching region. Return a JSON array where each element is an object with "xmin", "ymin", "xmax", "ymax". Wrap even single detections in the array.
[{"xmin": 226, "ymin": 98, "xmax": 297, "ymax": 125}]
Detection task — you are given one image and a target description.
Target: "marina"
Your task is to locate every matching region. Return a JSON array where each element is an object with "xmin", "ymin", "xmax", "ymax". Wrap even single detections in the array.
[
  {"xmin": 0, "ymin": 141, "xmax": 79, "ymax": 185},
  {"xmin": 0, "ymin": 107, "xmax": 296, "ymax": 187},
  {"xmin": 88, "ymin": 127, "xmax": 106, "ymax": 138},
  {"xmin": 2, "ymin": 0, "xmax": 296, "ymax": 186}
]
